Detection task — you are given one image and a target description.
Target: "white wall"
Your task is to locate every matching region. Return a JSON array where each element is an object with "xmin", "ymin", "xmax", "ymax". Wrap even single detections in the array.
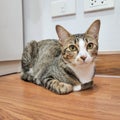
[{"xmin": 23, "ymin": 0, "xmax": 120, "ymax": 51}]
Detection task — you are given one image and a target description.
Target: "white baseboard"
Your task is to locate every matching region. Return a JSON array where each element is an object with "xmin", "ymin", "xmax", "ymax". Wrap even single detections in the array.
[{"xmin": 0, "ymin": 60, "xmax": 21, "ymax": 76}]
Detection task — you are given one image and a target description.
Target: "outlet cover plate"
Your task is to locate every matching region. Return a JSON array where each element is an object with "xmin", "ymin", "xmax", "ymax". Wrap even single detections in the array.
[
  {"xmin": 84, "ymin": 0, "xmax": 115, "ymax": 13},
  {"xmin": 51, "ymin": 0, "xmax": 76, "ymax": 17}
]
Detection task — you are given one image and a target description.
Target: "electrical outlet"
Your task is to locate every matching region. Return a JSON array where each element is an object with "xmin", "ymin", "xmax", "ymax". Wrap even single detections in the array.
[{"xmin": 84, "ymin": 0, "xmax": 115, "ymax": 12}]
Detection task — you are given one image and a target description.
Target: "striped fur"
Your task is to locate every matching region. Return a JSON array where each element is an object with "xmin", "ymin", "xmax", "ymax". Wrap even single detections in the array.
[{"xmin": 21, "ymin": 20, "xmax": 100, "ymax": 94}]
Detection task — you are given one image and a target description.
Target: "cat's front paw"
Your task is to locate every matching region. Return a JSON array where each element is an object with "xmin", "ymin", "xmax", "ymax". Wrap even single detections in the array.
[
  {"xmin": 73, "ymin": 85, "xmax": 82, "ymax": 92},
  {"xmin": 58, "ymin": 82, "xmax": 73, "ymax": 94}
]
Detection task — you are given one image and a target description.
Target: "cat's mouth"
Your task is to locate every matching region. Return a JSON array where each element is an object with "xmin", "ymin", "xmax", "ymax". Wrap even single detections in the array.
[
  {"xmin": 74, "ymin": 58, "xmax": 93, "ymax": 66},
  {"xmin": 64, "ymin": 56, "xmax": 93, "ymax": 66}
]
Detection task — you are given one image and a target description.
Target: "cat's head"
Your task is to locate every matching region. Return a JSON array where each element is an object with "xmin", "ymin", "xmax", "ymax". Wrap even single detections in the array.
[{"xmin": 56, "ymin": 20, "xmax": 100, "ymax": 66}]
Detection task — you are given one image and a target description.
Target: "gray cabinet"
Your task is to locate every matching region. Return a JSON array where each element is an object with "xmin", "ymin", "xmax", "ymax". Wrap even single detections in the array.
[{"xmin": 0, "ymin": 0, "xmax": 23, "ymax": 75}]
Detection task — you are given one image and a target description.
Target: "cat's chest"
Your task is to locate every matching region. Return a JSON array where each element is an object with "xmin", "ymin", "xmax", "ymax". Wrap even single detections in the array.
[{"xmin": 68, "ymin": 63, "xmax": 95, "ymax": 84}]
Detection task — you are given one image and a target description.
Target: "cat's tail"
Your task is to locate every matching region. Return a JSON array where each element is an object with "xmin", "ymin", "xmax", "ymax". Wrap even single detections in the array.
[{"xmin": 21, "ymin": 40, "xmax": 38, "ymax": 80}]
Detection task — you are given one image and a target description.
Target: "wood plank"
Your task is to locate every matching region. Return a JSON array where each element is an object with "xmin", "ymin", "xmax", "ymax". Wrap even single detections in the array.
[
  {"xmin": 0, "ymin": 74, "xmax": 120, "ymax": 120},
  {"xmin": 96, "ymin": 54, "xmax": 120, "ymax": 76}
]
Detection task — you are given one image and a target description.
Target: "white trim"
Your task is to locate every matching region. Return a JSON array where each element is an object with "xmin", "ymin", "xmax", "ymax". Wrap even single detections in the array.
[
  {"xmin": 95, "ymin": 74, "xmax": 120, "ymax": 78},
  {"xmin": 0, "ymin": 60, "xmax": 21, "ymax": 76},
  {"xmin": 98, "ymin": 51, "xmax": 120, "ymax": 55}
]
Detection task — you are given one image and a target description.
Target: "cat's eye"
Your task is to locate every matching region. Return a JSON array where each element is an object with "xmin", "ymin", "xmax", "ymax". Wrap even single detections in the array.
[
  {"xmin": 69, "ymin": 45, "xmax": 77, "ymax": 51},
  {"xmin": 87, "ymin": 43, "xmax": 94, "ymax": 49}
]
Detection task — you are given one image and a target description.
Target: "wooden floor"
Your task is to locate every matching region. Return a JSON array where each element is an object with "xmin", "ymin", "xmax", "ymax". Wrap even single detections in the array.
[{"xmin": 0, "ymin": 74, "xmax": 120, "ymax": 120}]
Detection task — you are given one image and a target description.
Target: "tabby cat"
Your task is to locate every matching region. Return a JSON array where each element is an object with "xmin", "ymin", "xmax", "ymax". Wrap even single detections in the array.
[{"xmin": 21, "ymin": 20, "xmax": 100, "ymax": 94}]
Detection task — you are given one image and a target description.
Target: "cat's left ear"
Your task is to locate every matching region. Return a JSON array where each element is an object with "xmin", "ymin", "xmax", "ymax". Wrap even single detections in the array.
[
  {"xmin": 86, "ymin": 20, "xmax": 101, "ymax": 40},
  {"xmin": 56, "ymin": 25, "xmax": 71, "ymax": 45}
]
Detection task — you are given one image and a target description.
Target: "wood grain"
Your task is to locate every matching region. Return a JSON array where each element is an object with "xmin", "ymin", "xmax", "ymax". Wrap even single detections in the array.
[
  {"xmin": 96, "ymin": 54, "xmax": 120, "ymax": 76},
  {"xmin": 0, "ymin": 74, "xmax": 120, "ymax": 120}
]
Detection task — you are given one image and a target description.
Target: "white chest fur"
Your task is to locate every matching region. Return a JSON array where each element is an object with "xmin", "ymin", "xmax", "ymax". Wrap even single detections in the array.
[{"xmin": 69, "ymin": 63, "xmax": 95, "ymax": 84}]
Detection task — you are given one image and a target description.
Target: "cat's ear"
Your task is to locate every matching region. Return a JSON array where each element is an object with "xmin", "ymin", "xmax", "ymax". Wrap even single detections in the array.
[
  {"xmin": 56, "ymin": 25, "xmax": 71, "ymax": 44},
  {"xmin": 86, "ymin": 20, "xmax": 100, "ymax": 40}
]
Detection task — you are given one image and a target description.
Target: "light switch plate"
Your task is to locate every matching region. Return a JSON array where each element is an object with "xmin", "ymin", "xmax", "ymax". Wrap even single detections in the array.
[
  {"xmin": 51, "ymin": 0, "xmax": 76, "ymax": 17},
  {"xmin": 84, "ymin": 0, "xmax": 115, "ymax": 13}
]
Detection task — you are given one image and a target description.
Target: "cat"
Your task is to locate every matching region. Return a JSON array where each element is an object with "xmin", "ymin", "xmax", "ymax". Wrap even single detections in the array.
[{"xmin": 21, "ymin": 20, "xmax": 100, "ymax": 94}]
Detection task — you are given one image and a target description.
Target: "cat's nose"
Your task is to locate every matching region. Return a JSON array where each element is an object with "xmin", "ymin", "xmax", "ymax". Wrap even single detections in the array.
[{"xmin": 80, "ymin": 56, "xmax": 87, "ymax": 61}]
